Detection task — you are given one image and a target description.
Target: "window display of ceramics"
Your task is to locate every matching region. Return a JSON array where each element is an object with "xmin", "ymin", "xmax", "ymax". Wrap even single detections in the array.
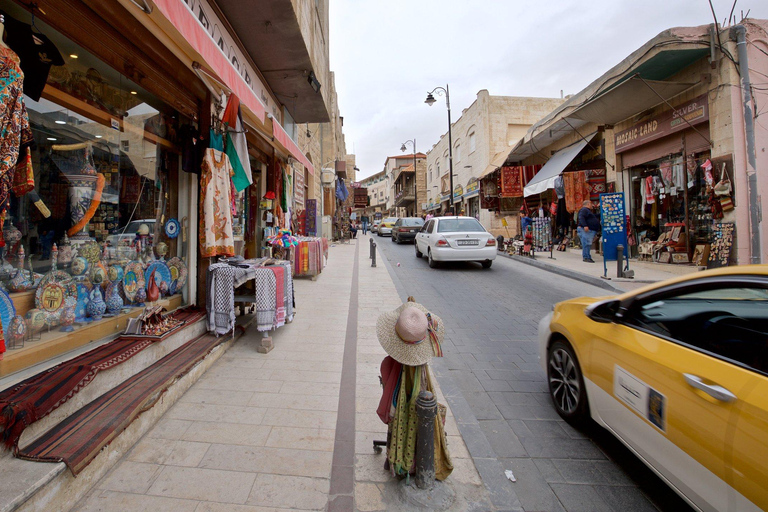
[
  {"xmin": 123, "ymin": 261, "xmax": 144, "ymax": 304},
  {"xmin": 145, "ymin": 260, "xmax": 171, "ymax": 296},
  {"xmin": 89, "ymin": 262, "xmax": 109, "ymax": 288},
  {"xmin": 0, "ymin": 288, "xmax": 17, "ymax": 332},
  {"xmin": 166, "ymin": 257, "xmax": 188, "ymax": 292},
  {"xmin": 74, "ymin": 278, "xmax": 92, "ymax": 323},
  {"xmin": 135, "ymin": 282, "xmax": 147, "ymax": 306},
  {"xmin": 26, "ymin": 309, "xmax": 46, "ymax": 334},
  {"xmin": 155, "ymin": 242, "xmax": 168, "ymax": 260},
  {"xmin": 34, "ymin": 271, "xmax": 78, "ymax": 327},
  {"xmin": 7, "ymin": 315, "xmax": 27, "ymax": 348},
  {"xmin": 79, "ymin": 241, "xmax": 101, "ymax": 264},
  {"xmin": 58, "ymin": 235, "xmax": 74, "ymax": 266},
  {"xmin": 60, "ymin": 297, "xmax": 77, "ymax": 332},
  {"xmin": 164, "ymin": 218, "xmax": 180, "ymax": 239}
]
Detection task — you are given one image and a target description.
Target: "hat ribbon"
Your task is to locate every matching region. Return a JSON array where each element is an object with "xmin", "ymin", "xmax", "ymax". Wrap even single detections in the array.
[{"xmin": 427, "ymin": 313, "xmax": 442, "ymax": 357}]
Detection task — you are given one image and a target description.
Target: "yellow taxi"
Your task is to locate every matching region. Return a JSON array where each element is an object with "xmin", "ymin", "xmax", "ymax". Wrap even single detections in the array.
[
  {"xmin": 377, "ymin": 217, "xmax": 398, "ymax": 237},
  {"xmin": 538, "ymin": 265, "xmax": 768, "ymax": 512}
]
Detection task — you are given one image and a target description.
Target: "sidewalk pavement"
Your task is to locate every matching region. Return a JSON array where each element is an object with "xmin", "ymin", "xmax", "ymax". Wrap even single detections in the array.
[
  {"xmin": 72, "ymin": 238, "xmax": 494, "ymax": 512},
  {"xmin": 505, "ymin": 246, "xmax": 700, "ymax": 293}
]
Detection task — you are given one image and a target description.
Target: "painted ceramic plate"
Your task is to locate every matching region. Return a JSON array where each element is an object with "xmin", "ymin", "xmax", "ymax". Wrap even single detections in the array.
[
  {"xmin": 166, "ymin": 257, "xmax": 188, "ymax": 292},
  {"xmin": 165, "ymin": 218, "xmax": 180, "ymax": 239},
  {"xmin": 0, "ymin": 288, "xmax": 16, "ymax": 332},
  {"xmin": 123, "ymin": 261, "xmax": 145, "ymax": 303},
  {"xmin": 145, "ymin": 260, "xmax": 172, "ymax": 296},
  {"xmin": 90, "ymin": 262, "xmax": 109, "ymax": 288},
  {"xmin": 35, "ymin": 271, "xmax": 77, "ymax": 325}
]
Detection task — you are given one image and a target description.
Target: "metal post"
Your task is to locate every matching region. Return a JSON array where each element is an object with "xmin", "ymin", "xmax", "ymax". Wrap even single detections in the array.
[
  {"xmin": 734, "ymin": 24, "xmax": 762, "ymax": 264},
  {"xmin": 414, "ymin": 139, "xmax": 418, "ymax": 217},
  {"xmin": 446, "ymin": 85, "xmax": 454, "ymax": 212},
  {"xmin": 617, "ymin": 244, "xmax": 624, "ymax": 278},
  {"xmin": 369, "ymin": 237, "xmax": 374, "ymax": 259},
  {"xmin": 415, "ymin": 390, "xmax": 437, "ymax": 489},
  {"xmin": 371, "ymin": 241, "xmax": 377, "ymax": 267}
]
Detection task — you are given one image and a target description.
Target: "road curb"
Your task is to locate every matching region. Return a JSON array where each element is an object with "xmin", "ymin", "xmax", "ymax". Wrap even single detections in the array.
[{"xmin": 498, "ymin": 252, "xmax": 626, "ymax": 293}]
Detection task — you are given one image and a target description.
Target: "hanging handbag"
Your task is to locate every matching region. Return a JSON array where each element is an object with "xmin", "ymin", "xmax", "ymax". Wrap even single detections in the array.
[
  {"xmin": 713, "ymin": 163, "xmax": 732, "ymax": 197},
  {"xmin": 12, "ymin": 147, "xmax": 35, "ymax": 197},
  {"xmin": 719, "ymin": 196, "xmax": 734, "ymax": 211}
]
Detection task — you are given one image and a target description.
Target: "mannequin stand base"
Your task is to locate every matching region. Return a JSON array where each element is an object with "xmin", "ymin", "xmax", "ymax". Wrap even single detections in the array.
[{"xmin": 256, "ymin": 334, "xmax": 274, "ymax": 353}]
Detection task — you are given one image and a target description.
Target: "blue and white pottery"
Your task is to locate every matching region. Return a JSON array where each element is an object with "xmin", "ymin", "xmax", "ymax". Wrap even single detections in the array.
[
  {"xmin": 105, "ymin": 282, "xmax": 124, "ymax": 316},
  {"xmin": 86, "ymin": 287, "xmax": 106, "ymax": 321}
]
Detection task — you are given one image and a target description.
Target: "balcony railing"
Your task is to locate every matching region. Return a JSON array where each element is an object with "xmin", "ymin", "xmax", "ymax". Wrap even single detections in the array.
[{"xmin": 394, "ymin": 190, "xmax": 415, "ymax": 206}]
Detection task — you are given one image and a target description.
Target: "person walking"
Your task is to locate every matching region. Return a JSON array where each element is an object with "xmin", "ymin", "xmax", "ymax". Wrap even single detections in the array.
[
  {"xmin": 577, "ymin": 200, "xmax": 600, "ymax": 263},
  {"xmin": 361, "ymin": 214, "xmax": 369, "ymax": 235}
]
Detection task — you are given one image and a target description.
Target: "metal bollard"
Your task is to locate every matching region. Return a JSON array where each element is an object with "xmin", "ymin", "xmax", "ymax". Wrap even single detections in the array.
[
  {"xmin": 415, "ymin": 390, "xmax": 437, "ymax": 490},
  {"xmin": 617, "ymin": 244, "xmax": 624, "ymax": 278},
  {"xmin": 369, "ymin": 237, "xmax": 374, "ymax": 259},
  {"xmin": 371, "ymin": 241, "xmax": 377, "ymax": 267}
]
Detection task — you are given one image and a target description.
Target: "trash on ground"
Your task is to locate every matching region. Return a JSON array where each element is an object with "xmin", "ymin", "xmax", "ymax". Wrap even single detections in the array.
[{"xmin": 505, "ymin": 470, "xmax": 516, "ymax": 482}]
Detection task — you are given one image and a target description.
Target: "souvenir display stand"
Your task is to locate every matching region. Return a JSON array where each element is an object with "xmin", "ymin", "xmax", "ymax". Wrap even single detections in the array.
[
  {"xmin": 286, "ymin": 236, "xmax": 329, "ymax": 279},
  {"xmin": 599, "ymin": 192, "xmax": 630, "ymax": 278},
  {"xmin": 207, "ymin": 258, "xmax": 294, "ymax": 353}
]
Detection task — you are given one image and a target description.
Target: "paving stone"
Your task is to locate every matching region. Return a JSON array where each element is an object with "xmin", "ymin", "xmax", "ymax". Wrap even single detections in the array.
[
  {"xmin": 477, "ymin": 420, "xmax": 527, "ymax": 458},
  {"xmin": 265, "ymin": 426, "xmax": 335, "ymax": 452},
  {"xmin": 98, "ymin": 461, "xmax": 163, "ymax": 494},
  {"xmin": 147, "ymin": 466, "xmax": 256, "ymax": 504},
  {"xmin": 355, "ymin": 482, "xmax": 385, "ymax": 511},
  {"xmin": 550, "ymin": 483, "xmax": 613, "ymax": 512},
  {"xmin": 500, "ymin": 458, "xmax": 566, "ymax": 512},
  {"xmin": 199, "ymin": 444, "xmax": 332, "ymax": 479},
  {"xmin": 246, "ymin": 473, "xmax": 329, "ymax": 510},
  {"xmin": 180, "ymin": 421, "xmax": 271, "ymax": 447},
  {"xmin": 76, "ymin": 490, "xmax": 199, "ymax": 512},
  {"xmin": 261, "ymin": 408, "xmax": 337, "ymax": 430}
]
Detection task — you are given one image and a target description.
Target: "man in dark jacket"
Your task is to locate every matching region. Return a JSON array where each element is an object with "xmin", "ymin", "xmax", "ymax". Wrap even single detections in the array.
[{"xmin": 577, "ymin": 200, "xmax": 600, "ymax": 262}]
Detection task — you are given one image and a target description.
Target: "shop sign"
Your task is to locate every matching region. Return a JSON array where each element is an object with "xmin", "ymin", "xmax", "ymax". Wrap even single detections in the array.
[
  {"xmin": 306, "ymin": 199, "xmax": 317, "ymax": 236},
  {"xmin": 354, "ymin": 188, "xmax": 368, "ymax": 208},
  {"xmin": 165, "ymin": 0, "xmax": 278, "ymax": 120},
  {"xmin": 440, "ymin": 174, "xmax": 450, "ymax": 195},
  {"xmin": 615, "ymin": 95, "xmax": 708, "ymax": 153},
  {"xmin": 294, "ymin": 168, "xmax": 305, "ymax": 209},
  {"xmin": 453, "ymin": 185, "xmax": 463, "ymax": 198},
  {"xmin": 465, "ymin": 178, "xmax": 479, "ymax": 195}
]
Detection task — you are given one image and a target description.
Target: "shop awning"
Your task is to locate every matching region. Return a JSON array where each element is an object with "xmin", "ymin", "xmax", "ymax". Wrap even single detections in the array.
[
  {"xmin": 567, "ymin": 76, "xmax": 696, "ymax": 125},
  {"xmin": 271, "ymin": 115, "xmax": 315, "ymax": 175},
  {"xmin": 478, "ymin": 151, "xmax": 509, "ymax": 179},
  {"xmin": 524, "ymin": 132, "xmax": 597, "ymax": 197}
]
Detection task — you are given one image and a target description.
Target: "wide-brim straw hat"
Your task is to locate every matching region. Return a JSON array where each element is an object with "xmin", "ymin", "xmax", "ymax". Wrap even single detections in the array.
[{"xmin": 376, "ymin": 301, "xmax": 445, "ymax": 366}]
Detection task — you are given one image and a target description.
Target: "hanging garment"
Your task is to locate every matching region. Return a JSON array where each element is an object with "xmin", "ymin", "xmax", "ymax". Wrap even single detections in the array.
[
  {"xmin": 644, "ymin": 176, "xmax": 656, "ymax": 204},
  {"xmin": 672, "ymin": 160, "xmax": 686, "ymax": 191},
  {"xmin": 553, "ymin": 175, "xmax": 565, "ymax": 199},
  {"xmin": 556, "ymin": 197, "xmax": 570, "ymax": 229},
  {"xmin": 209, "ymin": 129, "xmax": 224, "ymax": 151},
  {"xmin": 586, "ymin": 169, "xmax": 606, "ymax": 202},
  {"xmin": 0, "ymin": 45, "xmax": 32, "ymax": 216},
  {"xmin": 222, "ymin": 94, "xmax": 253, "ymax": 192},
  {"xmin": 563, "ymin": 171, "xmax": 590, "ymax": 212},
  {"xmin": 659, "ymin": 161, "xmax": 673, "ymax": 188},
  {"xmin": 199, "ymin": 149, "xmax": 235, "ymax": 258},
  {"xmin": 377, "ymin": 356, "xmax": 403, "ymax": 424}
]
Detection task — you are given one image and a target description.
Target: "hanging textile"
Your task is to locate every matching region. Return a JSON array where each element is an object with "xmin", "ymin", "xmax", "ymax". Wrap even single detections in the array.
[
  {"xmin": 480, "ymin": 175, "xmax": 499, "ymax": 210},
  {"xmin": 209, "ymin": 129, "xmax": 224, "ymax": 151},
  {"xmin": 222, "ymin": 94, "xmax": 253, "ymax": 192},
  {"xmin": 499, "ymin": 166, "xmax": 524, "ymax": 198},
  {"xmin": 563, "ymin": 171, "xmax": 590, "ymax": 212},
  {"xmin": 199, "ymin": 149, "xmax": 235, "ymax": 258},
  {"xmin": 671, "ymin": 160, "xmax": 686, "ymax": 191},
  {"xmin": 553, "ymin": 175, "xmax": 565, "ymax": 199},
  {"xmin": 586, "ymin": 169, "xmax": 606, "ymax": 202},
  {"xmin": 659, "ymin": 161, "xmax": 673, "ymax": 188}
]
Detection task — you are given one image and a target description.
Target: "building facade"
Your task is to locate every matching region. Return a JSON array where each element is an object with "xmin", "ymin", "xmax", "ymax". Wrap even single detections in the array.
[
  {"xmin": 382, "ymin": 153, "xmax": 426, "ymax": 216},
  {"xmin": 425, "ymin": 90, "xmax": 563, "ymax": 232}
]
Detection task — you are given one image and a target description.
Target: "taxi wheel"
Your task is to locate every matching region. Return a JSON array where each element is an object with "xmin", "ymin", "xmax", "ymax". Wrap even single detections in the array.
[{"xmin": 547, "ymin": 339, "xmax": 588, "ymax": 423}]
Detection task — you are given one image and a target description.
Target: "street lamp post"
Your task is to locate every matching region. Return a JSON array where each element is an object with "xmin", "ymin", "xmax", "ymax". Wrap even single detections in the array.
[
  {"xmin": 426, "ymin": 85, "xmax": 453, "ymax": 213},
  {"xmin": 400, "ymin": 139, "xmax": 417, "ymax": 216}
]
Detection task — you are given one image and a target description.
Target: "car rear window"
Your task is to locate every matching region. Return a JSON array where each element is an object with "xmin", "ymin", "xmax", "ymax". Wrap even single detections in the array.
[
  {"xmin": 384, "ymin": 218, "xmax": 397, "ymax": 223},
  {"xmin": 437, "ymin": 218, "xmax": 485, "ymax": 233},
  {"xmin": 402, "ymin": 218, "xmax": 424, "ymax": 227}
]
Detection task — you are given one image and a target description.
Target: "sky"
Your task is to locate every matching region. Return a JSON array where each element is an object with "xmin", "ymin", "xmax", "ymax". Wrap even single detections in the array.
[{"xmin": 328, "ymin": 0, "xmax": 768, "ymax": 181}]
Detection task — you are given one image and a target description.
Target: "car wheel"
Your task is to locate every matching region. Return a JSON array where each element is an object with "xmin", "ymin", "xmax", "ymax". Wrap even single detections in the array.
[
  {"xmin": 481, "ymin": 260, "xmax": 492, "ymax": 269},
  {"xmin": 547, "ymin": 339, "xmax": 588, "ymax": 424},
  {"xmin": 415, "ymin": 243, "xmax": 422, "ymax": 258},
  {"xmin": 392, "ymin": 234, "xmax": 397, "ymax": 243},
  {"xmin": 428, "ymin": 250, "xmax": 438, "ymax": 268}
]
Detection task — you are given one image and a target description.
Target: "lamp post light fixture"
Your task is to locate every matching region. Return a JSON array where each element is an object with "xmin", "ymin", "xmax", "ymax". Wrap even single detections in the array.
[
  {"xmin": 400, "ymin": 139, "xmax": 418, "ymax": 216},
  {"xmin": 425, "ymin": 84, "xmax": 453, "ymax": 212}
]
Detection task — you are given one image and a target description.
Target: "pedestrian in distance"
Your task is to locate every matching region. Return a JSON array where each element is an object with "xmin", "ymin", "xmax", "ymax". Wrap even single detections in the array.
[
  {"xmin": 361, "ymin": 214, "xmax": 369, "ymax": 235},
  {"xmin": 577, "ymin": 199, "xmax": 600, "ymax": 263}
]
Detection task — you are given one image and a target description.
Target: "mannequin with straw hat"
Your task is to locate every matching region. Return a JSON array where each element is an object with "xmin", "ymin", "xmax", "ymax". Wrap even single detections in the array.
[{"xmin": 376, "ymin": 297, "xmax": 453, "ymax": 481}]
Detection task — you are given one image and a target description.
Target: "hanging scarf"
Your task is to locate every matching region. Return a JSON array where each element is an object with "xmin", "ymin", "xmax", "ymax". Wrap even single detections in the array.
[{"xmin": 426, "ymin": 313, "xmax": 442, "ymax": 357}]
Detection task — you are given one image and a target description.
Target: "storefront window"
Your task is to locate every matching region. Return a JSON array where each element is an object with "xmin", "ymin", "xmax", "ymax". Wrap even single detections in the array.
[{"xmin": 0, "ymin": 7, "xmax": 189, "ymax": 374}]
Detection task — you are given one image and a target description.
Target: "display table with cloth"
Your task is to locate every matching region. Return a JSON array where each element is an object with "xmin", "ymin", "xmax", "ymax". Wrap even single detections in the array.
[{"xmin": 206, "ymin": 258, "xmax": 294, "ymax": 353}]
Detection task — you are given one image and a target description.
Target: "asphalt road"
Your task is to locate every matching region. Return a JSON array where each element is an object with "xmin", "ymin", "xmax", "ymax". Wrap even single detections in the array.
[{"xmin": 371, "ymin": 232, "xmax": 693, "ymax": 512}]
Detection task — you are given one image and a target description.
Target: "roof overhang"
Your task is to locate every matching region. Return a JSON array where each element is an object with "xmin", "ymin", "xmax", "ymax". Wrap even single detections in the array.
[
  {"xmin": 504, "ymin": 29, "xmax": 712, "ymax": 165},
  {"xmin": 215, "ymin": 0, "xmax": 330, "ymax": 123},
  {"xmin": 479, "ymin": 151, "xmax": 511, "ymax": 179},
  {"xmin": 567, "ymin": 75, "xmax": 697, "ymax": 125}
]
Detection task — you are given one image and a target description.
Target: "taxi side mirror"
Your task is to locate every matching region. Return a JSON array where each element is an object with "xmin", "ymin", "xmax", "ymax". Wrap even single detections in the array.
[{"xmin": 585, "ymin": 299, "xmax": 620, "ymax": 323}]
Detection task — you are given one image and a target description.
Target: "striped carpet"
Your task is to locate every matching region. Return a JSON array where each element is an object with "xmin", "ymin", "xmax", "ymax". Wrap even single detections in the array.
[
  {"xmin": 0, "ymin": 308, "xmax": 205, "ymax": 450},
  {"xmin": 17, "ymin": 329, "xmax": 232, "ymax": 475}
]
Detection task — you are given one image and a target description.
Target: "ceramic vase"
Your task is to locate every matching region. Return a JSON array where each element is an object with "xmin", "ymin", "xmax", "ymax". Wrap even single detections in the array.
[
  {"xmin": 60, "ymin": 297, "xmax": 76, "ymax": 332},
  {"xmin": 25, "ymin": 309, "xmax": 46, "ymax": 334},
  {"xmin": 105, "ymin": 282, "xmax": 124, "ymax": 316},
  {"xmin": 7, "ymin": 315, "xmax": 27, "ymax": 347},
  {"xmin": 135, "ymin": 282, "xmax": 147, "ymax": 307},
  {"xmin": 74, "ymin": 279, "xmax": 91, "ymax": 322},
  {"xmin": 87, "ymin": 287, "xmax": 106, "ymax": 321}
]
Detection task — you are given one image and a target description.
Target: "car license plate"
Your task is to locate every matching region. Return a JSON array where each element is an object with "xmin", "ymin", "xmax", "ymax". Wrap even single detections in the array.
[
  {"xmin": 457, "ymin": 240, "xmax": 478, "ymax": 246},
  {"xmin": 410, "ymin": 229, "xmax": 418, "ymax": 233}
]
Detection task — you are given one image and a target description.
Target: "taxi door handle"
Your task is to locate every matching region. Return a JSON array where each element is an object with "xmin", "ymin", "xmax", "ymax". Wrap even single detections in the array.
[{"xmin": 683, "ymin": 374, "xmax": 737, "ymax": 403}]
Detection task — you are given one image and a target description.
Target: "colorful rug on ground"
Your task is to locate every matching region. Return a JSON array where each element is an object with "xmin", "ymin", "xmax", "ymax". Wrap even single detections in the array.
[
  {"xmin": 0, "ymin": 307, "xmax": 205, "ymax": 450},
  {"xmin": 16, "ymin": 330, "xmax": 229, "ymax": 475}
]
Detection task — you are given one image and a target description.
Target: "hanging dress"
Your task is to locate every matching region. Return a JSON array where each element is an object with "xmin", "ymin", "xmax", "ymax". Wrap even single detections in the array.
[{"xmin": 199, "ymin": 148, "xmax": 235, "ymax": 258}]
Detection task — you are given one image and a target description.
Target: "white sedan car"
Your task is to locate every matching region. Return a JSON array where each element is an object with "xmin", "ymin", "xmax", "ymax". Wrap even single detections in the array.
[{"xmin": 414, "ymin": 216, "xmax": 496, "ymax": 268}]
